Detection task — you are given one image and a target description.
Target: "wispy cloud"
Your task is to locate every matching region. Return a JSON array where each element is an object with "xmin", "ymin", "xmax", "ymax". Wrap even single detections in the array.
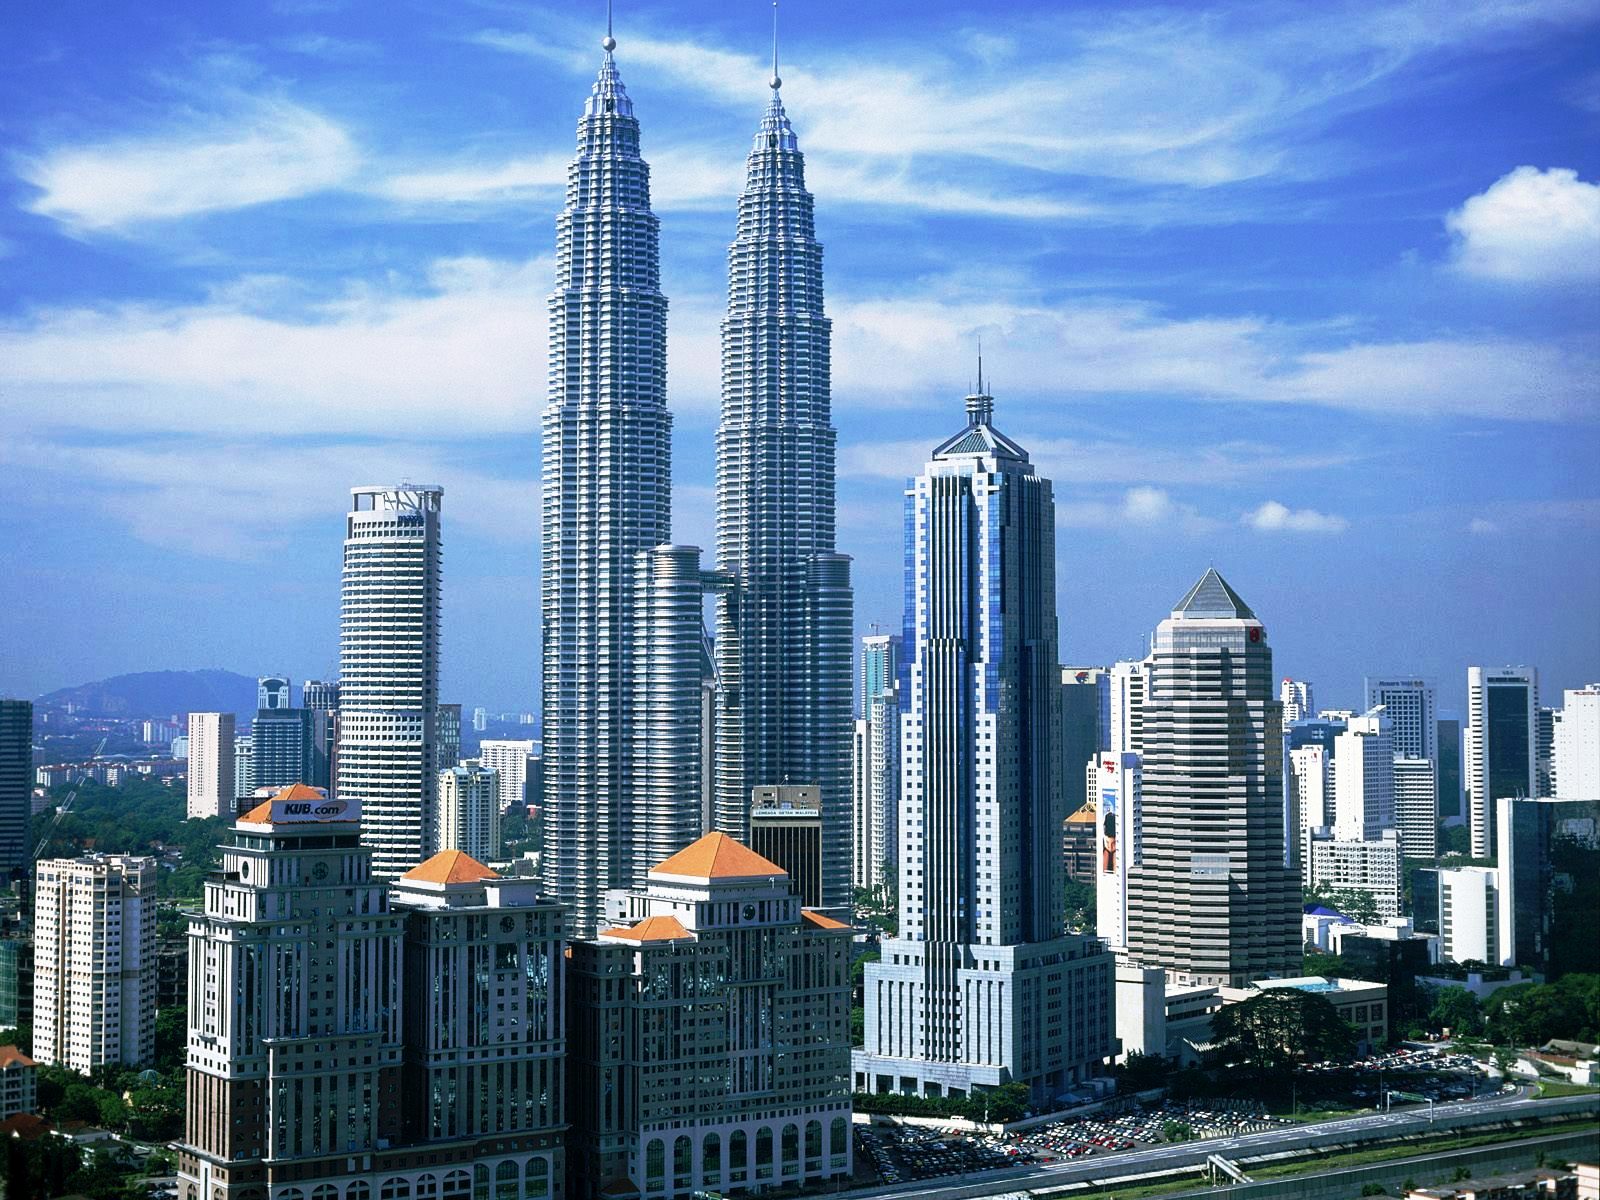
[
  {"xmin": 19, "ymin": 97, "xmax": 360, "ymax": 231},
  {"xmin": 1243, "ymin": 500, "xmax": 1349, "ymax": 534},
  {"xmin": 1446, "ymin": 166, "xmax": 1600, "ymax": 284},
  {"xmin": 1056, "ymin": 487, "xmax": 1220, "ymax": 534}
]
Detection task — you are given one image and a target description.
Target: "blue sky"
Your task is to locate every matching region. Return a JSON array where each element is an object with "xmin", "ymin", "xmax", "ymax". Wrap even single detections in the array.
[{"xmin": 2, "ymin": 0, "xmax": 1597, "ymax": 715}]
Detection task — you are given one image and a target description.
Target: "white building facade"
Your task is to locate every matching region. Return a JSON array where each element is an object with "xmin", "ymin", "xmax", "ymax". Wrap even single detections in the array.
[
  {"xmin": 434, "ymin": 764, "xmax": 501, "ymax": 862},
  {"xmin": 33, "ymin": 854, "xmax": 156, "ymax": 1072},
  {"xmin": 1553, "ymin": 685, "xmax": 1600, "ymax": 800},
  {"xmin": 186, "ymin": 712, "xmax": 236, "ymax": 820},
  {"xmin": 477, "ymin": 739, "xmax": 537, "ymax": 812},
  {"xmin": 1437, "ymin": 865, "xmax": 1502, "ymax": 965}
]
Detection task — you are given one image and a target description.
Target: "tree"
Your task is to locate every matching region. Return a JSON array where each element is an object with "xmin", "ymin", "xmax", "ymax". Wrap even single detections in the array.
[
  {"xmin": 5, "ymin": 1135, "xmax": 82, "ymax": 1200},
  {"xmin": 154, "ymin": 1005, "xmax": 188, "ymax": 1073},
  {"xmin": 1485, "ymin": 975, "xmax": 1600, "ymax": 1047},
  {"xmin": 1116, "ymin": 1051, "xmax": 1171, "ymax": 1093},
  {"xmin": 981, "ymin": 1082, "xmax": 1031, "ymax": 1124},
  {"xmin": 1428, "ymin": 985, "xmax": 1484, "ymax": 1038},
  {"xmin": 1062, "ymin": 879, "xmax": 1096, "ymax": 931},
  {"xmin": 1162, "ymin": 1120, "xmax": 1193, "ymax": 1143},
  {"xmin": 1211, "ymin": 988, "xmax": 1358, "ymax": 1071},
  {"xmin": 1304, "ymin": 883, "xmax": 1380, "ymax": 926}
]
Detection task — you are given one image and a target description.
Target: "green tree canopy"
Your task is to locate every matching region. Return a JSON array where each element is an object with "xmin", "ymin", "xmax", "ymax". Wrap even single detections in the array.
[{"xmin": 1211, "ymin": 987, "xmax": 1358, "ymax": 1071}]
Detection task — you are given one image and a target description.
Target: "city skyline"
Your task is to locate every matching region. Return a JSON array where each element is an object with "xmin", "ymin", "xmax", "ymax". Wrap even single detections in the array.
[{"xmin": 2, "ymin": 0, "xmax": 1598, "ymax": 714}]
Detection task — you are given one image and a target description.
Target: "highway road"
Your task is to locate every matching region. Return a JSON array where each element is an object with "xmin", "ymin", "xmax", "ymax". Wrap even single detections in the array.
[{"xmin": 842, "ymin": 1090, "xmax": 1600, "ymax": 1200}]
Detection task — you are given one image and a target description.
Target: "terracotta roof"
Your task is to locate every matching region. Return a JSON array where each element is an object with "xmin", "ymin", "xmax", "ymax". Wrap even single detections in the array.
[
  {"xmin": 239, "ymin": 783, "xmax": 330, "ymax": 823},
  {"xmin": 649, "ymin": 831, "xmax": 786, "ymax": 880},
  {"xmin": 802, "ymin": 910, "xmax": 850, "ymax": 931},
  {"xmin": 600, "ymin": 915, "xmax": 694, "ymax": 943},
  {"xmin": 400, "ymin": 850, "xmax": 500, "ymax": 885},
  {"xmin": 0, "ymin": 1112, "xmax": 49, "ymax": 1141},
  {"xmin": 0, "ymin": 1045, "xmax": 36, "ymax": 1069}
]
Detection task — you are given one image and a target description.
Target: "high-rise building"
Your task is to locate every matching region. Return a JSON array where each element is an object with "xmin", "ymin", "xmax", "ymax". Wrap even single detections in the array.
[
  {"xmin": 434, "ymin": 764, "xmax": 501, "ymax": 863},
  {"xmin": 1437, "ymin": 866, "xmax": 1501, "ymax": 965},
  {"xmin": 178, "ymin": 791, "xmax": 566, "ymax": 1200},
  {"xmin": 477, "ymin": 739, "xmax": 539, "ymax": 812},
  {"xmin": 257, "ymin": 676, "xmax": 292, "ymax": 711},
  {"xmin": 186, "ymin": 712, "xmax": 235, "ymax": 819},
  {"xmin": 1466, "ymin": 666, "xmax": 1538, "ymax": 857},
  {"xmin": 1393, "ymin": 756, "xmax": 1439, "ymax": 860},
  {"xmin": 1536, "ymin": 706, "xmax": 1556, "ymax": 797},
  {"xmin": 1332, "ymin": 710, "xmax": 1395, "ymax": 842},
  {"xmin": 749, "ymin": 785, "xmax": 823, "ymax": 907},
  {"xmin": 853, "ymin": 634, "xmax": 901, "ymax": 891},
  {"xmin": 1495, "ymin": 795, "xmax": 1600, "ymax": 978},
  {"xmin": 1109, "ymin": 657, "xmax": 1152, "ymax": 755},
  {"xmin": 632, "ymin": 544, "xmax": 713, "ymax": 890},
  {"xmin": 1288, "ymin": 744, "xmax": 1332, "ymax": 884},
  {"xmin": 33, "ymin": 854, "xmax": 156, "ymax": 1072},
  {"xmin": 1280, "ymin": 678, "xmax": 1316, "ymax": 724},
  {"xmin": 1306, "ymin": 830, "xmax": 1404, "ymax": 920},
  {"xmin": 1094, "ymin": 752, "xmax": 1141, "ymax": 953},
  {"xmin": 1364, "ymin": 678, "xmax": 1437, "ymax": 762},
  {"xmin": 568, "ymin": 831, "xmax": 852, "ymax": 1199},
  {"xmin": 336, "ymin": 484, "xmax": 443, "ymax": 878},
  {"xmin": 301, "ymin": 679, "xmax": 340, "ymax": 712},
  {"xmin": 1438, "ymin": 716, "xmax": 1464, "ymax": 823},
  {"xmin": 233, "ymin": 734, "xmax": 255, "ymax": 802},
  {"xmin": 541, "ymin": 31, "xmax": 672, "ymax": 941},
  {"xmin": 1553, "ymin": 685, "xmax": 1600, "ymax": 800},
  {"xmin": 472, "ymin": 706, "xmax": 488, "ymax": 732},
  {"xmin": 712, "ymin": 64, "xmax": 853, "ymax": 917},
  {"xmin": 855, "ymin": 385, "xmax": 1113, "ymax": 1104},
  {"xmin": 1124, "ymin": 569, "xmax": 1300, "ymax": 988},
  {"xmin": 1062, "ymin": 667, "xmax": 1109, "ymax": 820},
  {"xmin": 0, "ymin": 700, "xmax": 30, "ymax": 877},
  {"xmin": 251, "ymin": 707, "xmax": 325, "ymax": 793}
]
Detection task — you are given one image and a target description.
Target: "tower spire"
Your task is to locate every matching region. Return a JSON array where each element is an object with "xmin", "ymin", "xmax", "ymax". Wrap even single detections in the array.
[
  {"xmin": 603, "ymin": 0, "xmax": 616, "ymax": 54},
  {"xmin": 770, "ymin": 0, "xmax": 781, "ymax": 91}
]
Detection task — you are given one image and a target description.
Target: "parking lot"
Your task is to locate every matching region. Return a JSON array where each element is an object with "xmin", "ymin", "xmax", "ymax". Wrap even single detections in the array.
[
  {"xmin": 1014, "ymin": 1097, "xmax": 1290, "ymax": 1160},
  {"xmin": 855, "ymin": 1123, "xmax": 1032, "ymax": 1185}
]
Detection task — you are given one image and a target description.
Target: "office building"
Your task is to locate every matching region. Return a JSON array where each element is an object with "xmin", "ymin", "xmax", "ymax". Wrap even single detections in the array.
[
  {"xmin": 1125, "ymin": 569, "xmax": 1300, "ymax": 987},
  {"xmin": 1438, "ymin": 716, "xmax": 1464, "ymax": 824},
  {"xmin": 1306, "ymin": 829, "xmax": 1405, "ymax": 920},
  {"xmin": 478, "ymin": 739, "xmax": 539, "ymax": 812},
  {"xmin": 749, "ymin": 785, "xmax": 823, "ymax": 908},
  {"xmin": 712, "ymin": 62, "xmax": 853, "ymax": 920},
  {"xmin": 1466, "ymin": 666, "xmax": 1538, "ymax": 858},
  {"xmin": 0, "ymin": 700, "xmax": 29, "ymax": 877},
  {"xmin": 1437, "ymin": 866, "xmax": 1501, "ymax": 965},
  {"xmin": 33, "ymin": 854, "xmax": 156, "ymax": 1072},
  {"xmin": 541, "ymin": 32, "xmax": 672, "ymax": 940},
  {"xmin": 1393, "ymin": 756, "xmax": 1438, "ymax": 860},
  {"xmin": 1365, "ymin": 678, "xmax": 1437, "ymax": 763},
  {"xmin": 1062, "ymin": 667, "xmax": 1109, "ymax": 819},
  {"xmin": 186, "ymin": 712, "xmax": 235, "ymax": 820},
  {"xmin": 567, "ymin": 832, "xmax": 852, "ymax": 1199},
  {"xmin": 1537, "ymin": 706, "xmax": 1556, "ymax": 797},
  {"xmin": 1288, "ymin": 744, "xmax": 1332, "ymax": 883},
  {"xmin": 1110, "ymin": 657, "xmax": 1152, "ymax": 754},
  {"xmin": 854, "ymin": 634, "xmax": 902, "ymax": 891},
  {"xmin": 251, "ymin": 706, "xmax": 327, "ymax": 793},
  {"xmin": 301, "ymin": 679, "xmax": 340, "ymax": 712},
  {"xmin": 1095, "ymin": 752, "xmax": 1141, "ymax": 953},
  {"xmin": 1553, "ymin": 685, "xmax": 1600, "ymax": 800},
  {"xmin": 1064, "ymin": 802, "xmax": 1098, "ymax": 883},
  {"xmin": 233, "ymin": 734, "xmax": 255, "ymax": 802},
  {"xmin": 1332, "ymin": 710, "xmax": 1395, "ymax": 841},
  {"xmin": 0, "ymin": 931, "xmax": 32, "ymax": 1028},
  {"xmin": 1280, "ymin": 678, "xmax": 1316, "ymax": 724},
  {"xmin": 178, "ymin": 790, "xmax": 565, "ymax": 1200},
  {"xmin": 257, "ymin": 676, "xmax": 292, "ymax": 711},
  {"xmin": 435, "ymin": 764, "xmax": 502, "ymax": 863},
  {"xmin": 1496, "ymin": 796, "xmax": 1600, "ymax": 978},
  {"xmin": 633, "ymin": 544, "xmax": 714, "ymax": 890},
  {"xmin": 856, "ymin": 384, "xmax": 1114, "ymax": 1104},
  {"xmin": 336, "ymin": 484, "xmax": 444, "ymax": 878}
]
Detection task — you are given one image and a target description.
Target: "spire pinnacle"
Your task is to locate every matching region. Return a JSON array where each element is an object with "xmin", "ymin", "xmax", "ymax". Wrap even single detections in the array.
[
  {"xmin": 770, "ymin": 0, "xmax": 781, "ymax": 91},
  {"xmin": 603, "ymin": 0, "xmax": 616, "ymax": 54}
]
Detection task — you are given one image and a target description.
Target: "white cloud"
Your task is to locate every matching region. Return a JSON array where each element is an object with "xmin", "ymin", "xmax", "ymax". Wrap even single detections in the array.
[
  {"xmin": 21, "ymin": 99, "xmax": 360, "ymax": 230},
  {"xmin": 1446, "ymin": 166, "xmax": 1600, "ymax": 283},
  {"xmin": 1244, "ymin": 500, "xmax": 1349, "ymax": 534},
  {"xmin": 376, "ymin": 154, "xmax": 568, "ymax": 204},
  {"xmin": 1467, "ymin": 517, "xmax": 1501, "ymax": 535},
  {"xmin": 1056, "ymin": 487, "xmax": 1219, "ymax": 534}
]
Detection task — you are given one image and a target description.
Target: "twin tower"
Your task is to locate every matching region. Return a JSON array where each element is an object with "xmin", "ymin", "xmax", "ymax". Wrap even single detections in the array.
[{"xmin": 541, "ymin": 27, "xmax": 852, "ymax": 936}]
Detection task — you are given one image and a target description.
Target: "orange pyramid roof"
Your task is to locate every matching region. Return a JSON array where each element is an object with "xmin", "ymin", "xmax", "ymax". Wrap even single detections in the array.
[
  {"xmin": 649, "ymin": 831, "xmax": 786, "ymax": 880},
  {"xmin": 599, "ymin": 914, "xmax": 694, "ymax": 943},
  {"xmin": 802, "ymin": 909, "xmax": 850, "ymax": 931},
  {"xmin": 239, "ymin": 783, "xmax": 330, "ymax": 824},
  {"xmin": 401, "ymin": 849, "xmax": 499, "ymax": 885},
  {"xmin": 1066, "ymin": 802, "xmax": 1097, "ymax": 825},
  {"xmin": 0, "ymin": 1045, "xmax": 35, "ymax": 1069}
]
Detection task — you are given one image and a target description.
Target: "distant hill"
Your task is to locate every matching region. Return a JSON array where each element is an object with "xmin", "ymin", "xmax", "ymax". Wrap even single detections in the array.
[{"xmin": 37, "ymin": 670, "xmax": 262, "ymax": 720}]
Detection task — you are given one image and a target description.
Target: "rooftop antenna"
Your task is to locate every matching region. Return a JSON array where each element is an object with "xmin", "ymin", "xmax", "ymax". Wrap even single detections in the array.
[
  {"xmin": 603, "ymin": 0, "xmax": 616, "ymax": 54},
  {"xmin": 770, "ymin": 0, "xmax": 781, "ymax": 90},
  {"xmin": 977, "ymin": 336, "xmax": 984, "ymax": 395}
]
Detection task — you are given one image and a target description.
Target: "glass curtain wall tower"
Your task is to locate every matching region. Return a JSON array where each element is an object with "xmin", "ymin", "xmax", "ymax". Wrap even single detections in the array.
[
  {"xmin": 714, "ymin": 60, "xmax": 853, "ymax": 914},
  {"xmin": 540, "ymin": 30, "xmax": 672, "ymax": 938}
]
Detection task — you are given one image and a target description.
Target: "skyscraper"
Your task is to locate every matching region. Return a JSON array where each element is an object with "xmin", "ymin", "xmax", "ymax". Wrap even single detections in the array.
[
  {"xmin": 1365, "ymin": 677, "xmax": 1438, "ymax": 762},
  {"xmin": 301, "ymin": 679, "xmax": 340, "ymax": 712},
  {"xmin": 1280, "ymin": 678, "xmax": 1316, "ymax": 724},
  {"xmin": 713, "ymin": 60, "xmax": 853, "ymax": 915},
  {"xmin": 1553, "ymin": 685, "xmax": 1600, "ymax": 800},
  {"xmin": 1332, "ymin": 710, "xmax": 1395, "ymax": 841},
  {"xmin": 477, "ymin": 738, "xmax": 539, "ymax": 812},
  {"xmin": 1124, "ymin": 569, "xmax": 1300, "ymax": 987},
  {"xmin": 1438, "ymin": 716, "xmax": 1464, "ymax": 823},
  {"xmin": 434, "ymin": 764, "xmax": 501, "ymax": 862},
  {"xmin": 854, "ymin": 634, "xmax": 901, "ymax": 890},
  {"xmin": 0, "ymin": 700, "xmax": 30, "ymax": 877},
  {"xmin": 336, "ymin": 484, "xmax": 443, "ymax": 878},
  {"xmin": 1109, "ymin": 657, "xmax": 1152, "ymax": 755},
  {"xmin": 855, "ymin": 385, "xmax": 1113, "ymax": 1103},
  {"xmin": 1061, "ymin": 667, "xmax": 1109, "ymax": 819},
  {"xmin": 1466, "ymin": 665, "xmax": 1538, "ymax": 858},
  {"xmin": 186, "ymin": 712, "xmax": 235, "ymax": 820},
  {"xmin": 541, "ymin": 27, "xmax": 672, "ymax": 939},
  {"xmin": 256, "ymin": 675, "xmax": 292, "ymax": 711}
]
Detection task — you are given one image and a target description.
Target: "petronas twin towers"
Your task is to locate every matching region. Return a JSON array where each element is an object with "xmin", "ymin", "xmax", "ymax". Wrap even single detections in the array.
[{"xmin": 541, "ymin": 22, "xmax": 852, "ymax": 936}]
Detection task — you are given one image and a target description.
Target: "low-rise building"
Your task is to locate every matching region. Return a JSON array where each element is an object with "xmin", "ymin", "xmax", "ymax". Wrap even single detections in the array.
[
  {"xmin": 567, "ymin": 832, "xmax": 853, "ymax": 1200},
  {"xmin": 1224, "ymin": 976, "xmax": 1389, "ymax": 1055},
  {"xmin": 0, "ymin": 1045, "xmax": 37, "ymax": 1119}
]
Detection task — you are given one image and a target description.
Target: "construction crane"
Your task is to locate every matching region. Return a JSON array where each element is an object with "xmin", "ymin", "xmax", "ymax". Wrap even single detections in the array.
[{"xmin": 31, "ymin": 735, "xmax": 108, "ymax": 861}]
